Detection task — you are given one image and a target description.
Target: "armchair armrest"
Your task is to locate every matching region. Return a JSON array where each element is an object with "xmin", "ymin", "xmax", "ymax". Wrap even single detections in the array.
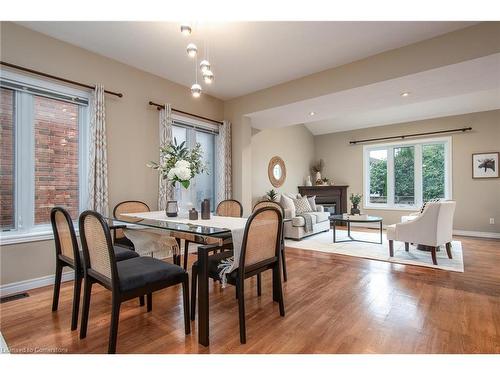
[{"xmin": 315, "ymin": 205, "xmax": 324, "ymax": 212}]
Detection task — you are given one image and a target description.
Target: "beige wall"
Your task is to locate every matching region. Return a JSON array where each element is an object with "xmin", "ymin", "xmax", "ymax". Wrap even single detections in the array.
[
  {"xmin": 251, "ymin": 124, "xmax": 315, "ymax": 205},
  {"xmin": 315, "ymin": 110, "xmax": 500, "ymax": 233},
  {"xmin": 225, "ymin": 22, "xmax": 500, "ymax": 212},
  {"xmin": 0, "ymin": 22, "xmax": 223, "ymax": 285}
]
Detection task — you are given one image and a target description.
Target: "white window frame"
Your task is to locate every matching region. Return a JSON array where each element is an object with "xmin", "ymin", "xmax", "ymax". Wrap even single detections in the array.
[
  {"xmin": 0, "ymin": 70, "xmax": 90, "ymax": 244},
  {"xmin": 363, "ymin": 136, "xmax": 452, "ymax": 211}
]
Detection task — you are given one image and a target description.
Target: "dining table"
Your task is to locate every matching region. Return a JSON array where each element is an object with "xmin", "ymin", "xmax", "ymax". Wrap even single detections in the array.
[{"xmin": 108, "ymin": 210, "xmax": 248, "ymax": 346}]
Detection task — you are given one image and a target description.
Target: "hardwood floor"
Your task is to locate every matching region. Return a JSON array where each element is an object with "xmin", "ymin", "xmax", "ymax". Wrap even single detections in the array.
[{"xmin": 1, "ymin": 234, "xmax": 499, "ymax": 353}]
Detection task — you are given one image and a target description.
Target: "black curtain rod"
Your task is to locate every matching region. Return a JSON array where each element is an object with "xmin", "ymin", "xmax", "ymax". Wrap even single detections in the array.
[
  {"xmin": 349, "ymin": 127, "xmax": 472, "ymax": 145},
  {"xmin": 149, "ymin": 101, "xmax": 223, "ymax": 125},
  {"xmin": 0, "ymin": 61, "xmax": 123, "ymax": 98}
]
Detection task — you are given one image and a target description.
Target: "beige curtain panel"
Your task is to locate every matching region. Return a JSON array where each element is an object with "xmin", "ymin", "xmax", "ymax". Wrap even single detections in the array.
[
  {"xmin": 88, "ymin": 84, "xmax": 109, "ymax": 216},
  {"xmin": 158, "ymin": 103, "xmax": 173, "ymax": 210},
  {"xmin": 216, "ymin": 120, "xmax": 232, "ymax": 203}
]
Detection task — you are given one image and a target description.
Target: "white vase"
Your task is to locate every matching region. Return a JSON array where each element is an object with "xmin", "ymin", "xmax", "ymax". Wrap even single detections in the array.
[
  {"xmin": 315, "ymin": 171, "xmax": 321, "ymax": 183},
  {"xmin": 175, "ymin": 184, "xmax": 193, "ymax": 215},
  {"xmin": 305, "ymin": 176, "xmax": 312, "ymax": 186}
]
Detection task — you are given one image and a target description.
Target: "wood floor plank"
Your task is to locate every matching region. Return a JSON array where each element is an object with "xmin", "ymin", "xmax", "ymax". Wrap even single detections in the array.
[{"xmin": 1, "ymin": 234, "xmax": 499, "ymax": 353}]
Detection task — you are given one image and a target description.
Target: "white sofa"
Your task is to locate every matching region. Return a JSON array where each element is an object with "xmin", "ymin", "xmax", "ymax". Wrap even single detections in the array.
[
  {"xmin": 279, "ymin": 193, "xmax": 331, "ymax": 240},
  {"xmin": 386, "ymin": 201, "xmax": 456, "ymax": 265}
]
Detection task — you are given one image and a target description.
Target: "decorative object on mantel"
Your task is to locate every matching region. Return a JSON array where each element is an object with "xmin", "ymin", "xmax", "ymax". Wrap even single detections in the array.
[
  {"xmin": 311, "ymin": 159, "xmax": 324, "ymax": 184},
  {"xmin": 349, "ymin": 193, "xmax": 362, "ymax": 215},
  {"xmin": 166, "ymin": 201, "xmax": 179, "ymax": 217},
  {"xmin": 189, "ymin": 208, "xmax": 199, "ymax": 220},
  {"xmin": 147, "ymin": 138, "xmax": 207, "ymax": 215},
  {"xmin": 265, "ymin": 188, "xmax": 279, "ymax": 202},
  {"xmin": 472, "ymin": 152, "xmax": 499, "ymax": 179},
  {"xmin": 268, "ymin": 156, "xmax": 287, "ymax": 187},
  {"xmin": 305, "ymin": 175, "xmax": 312, "ymax": 186},
  {"xmin": 201, "ymin": 199, "xmax": 211, "ymax": 220}
]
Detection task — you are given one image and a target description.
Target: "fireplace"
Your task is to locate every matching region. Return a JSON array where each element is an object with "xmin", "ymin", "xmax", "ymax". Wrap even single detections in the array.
[{"xmin": 298, "ymin": 185, "xmax": 348, "ymax": 215}]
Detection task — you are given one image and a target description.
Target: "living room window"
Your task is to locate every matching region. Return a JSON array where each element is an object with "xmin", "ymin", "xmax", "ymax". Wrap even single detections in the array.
[
  {"xmin": 171, "ymin": 116, "xmax": 217, "ymax": 211},
  {"xmin": 0, "ymin": 71, "xmax": 89, "ymax": 241},
  {"xmin": 363, "ymin": 137, "xmax": 451, "ymax": 210}
]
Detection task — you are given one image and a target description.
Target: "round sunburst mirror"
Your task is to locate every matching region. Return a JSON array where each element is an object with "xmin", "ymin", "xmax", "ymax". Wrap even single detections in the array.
[{"xmin": 268, "ymin": 156, "xmax": 286, "ymax": 188}]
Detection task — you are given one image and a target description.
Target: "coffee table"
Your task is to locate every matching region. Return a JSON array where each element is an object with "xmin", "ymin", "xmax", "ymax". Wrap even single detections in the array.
[{"xmin": 330, "ymin": 215, "xmax": 383, "ymax": 244}]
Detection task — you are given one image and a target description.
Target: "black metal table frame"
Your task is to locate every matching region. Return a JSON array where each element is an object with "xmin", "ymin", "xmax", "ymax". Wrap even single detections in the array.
[{"xmin": 331, "ymin": 218, "xmax": 383, "ymax": 244}]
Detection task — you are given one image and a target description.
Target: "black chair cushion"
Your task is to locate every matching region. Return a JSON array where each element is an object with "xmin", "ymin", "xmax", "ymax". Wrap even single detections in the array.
[
  {"xmin": 192, "ymin": 250, "xmax": 235, "ymax": 280},
  {"xmin": 117, "ymin": 257, "xmax": 185, "ymax": 292},
  {"xmin": 113, "ymin": 246, "xmax": 139, "ymax": 261}
]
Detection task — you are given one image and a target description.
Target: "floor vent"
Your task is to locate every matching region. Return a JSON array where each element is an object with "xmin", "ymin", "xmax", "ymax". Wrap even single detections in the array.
[{"xmin": 1, "ymin": 292, "xmax": 30, "ymax": 304}]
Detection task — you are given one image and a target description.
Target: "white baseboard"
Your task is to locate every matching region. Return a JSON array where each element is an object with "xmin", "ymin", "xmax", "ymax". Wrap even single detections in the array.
[
  {"xmin": 453, "ymin": 230, "xmax": 500, "ymax": 239},
  {"xmin": 0, "ymin": 271, "xmax": 74, "ymax": 298}
]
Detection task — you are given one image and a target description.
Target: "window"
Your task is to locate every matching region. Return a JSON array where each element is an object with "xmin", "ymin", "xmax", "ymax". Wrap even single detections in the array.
[
  {"xmin": 171, "ymin": 116, "xmax": 217, "ymax": 211},
  {"xmin": 0, "ymin": 71, "xmax": 89, "ymax": 240},
  {"xmin": 363, "ymin": 137, "xmax": 451, "ymax": 210}
]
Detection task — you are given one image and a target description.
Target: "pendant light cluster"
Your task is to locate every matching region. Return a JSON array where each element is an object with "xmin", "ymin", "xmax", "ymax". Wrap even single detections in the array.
[{"xmin": 180, "ymin": 23, "xmax": 215, "ymax": 98}]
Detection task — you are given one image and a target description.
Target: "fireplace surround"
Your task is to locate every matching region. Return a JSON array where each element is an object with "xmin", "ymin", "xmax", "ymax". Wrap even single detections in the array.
[{"xmin": 298, "ymin": 185, "xmax": 349, "ymax": 215}]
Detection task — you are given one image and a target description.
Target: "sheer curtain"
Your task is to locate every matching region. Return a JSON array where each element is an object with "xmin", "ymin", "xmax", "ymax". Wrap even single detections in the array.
[
  {"xmin": 216, "ymin": 120, "xmax": 232, "ymax": 203},
  {"xmin": 88, "ymin": 84, "xmax": 109, "ymax": 215},
  {"xmin": 158, "ymin": 104, "xmax": 173, "ymax": 210}
]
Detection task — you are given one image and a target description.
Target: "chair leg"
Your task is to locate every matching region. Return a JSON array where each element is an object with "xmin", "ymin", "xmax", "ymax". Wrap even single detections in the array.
[
  {"xmin": 431, "ymin": 246, "xmax": 438, "ymax": 265},
  {"xmin": 389, "ymin": 240, "xmax": 394, "ymax": 257},
  {"xmin": 71, "ymin": 272, "xmax": 82, "ymax": 331},
  {"xmin": 182, "ymin": 275, "xmax": 191, "ymax": 334},
  {"xmin": 256, "ymin": 273, "xmax": 262, "ymax": 296},
  {"xmin": 139, "ymin": 296, "xmax": 145, "ymax": 306},
  {"xmin": 405, "ymin": 242, "xmax": 409, "ymax": 252},
  {"xmin": 52, "ymin": 261, "xmax": 63, "ymax": 311},
  {"xmin": 446, "ymin": 242, "xmax": 453, "ymax": 259},
  {"xmin": 274, "ymin": 264, "xmax": 285, "ymax": 317},
  {"xmin": 237, "ymin": 279, "xmax": 246, "ymax": 344},
  {"xmin": 108, "ymin": 296, "xmax": 121, "ymax": 354},
  {"xmin": 79, "ymin": 278, "xmax": 92, "ymax": 339},
  {"xmin": 281, "ymin": 244, "xmax": 288, "ymax": 282},
  {"xmin": 147, "ymin": 293, "xmax": 152, "ymax": 312},
  {"xmin": 190, "ymin": 267, "xmax": 197, "ymax": 321},
  {"xmin": 183, "ymin": 240, "xmax": 190, "ymax": 271}
]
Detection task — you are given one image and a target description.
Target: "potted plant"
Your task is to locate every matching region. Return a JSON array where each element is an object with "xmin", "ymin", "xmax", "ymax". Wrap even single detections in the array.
[
  {"xmin": 311, "ymin": 159, "xmax": 324, "ymax": 184},
  {"xmin": 265, "ymin": 189, "xmax": 278, "ymax": 202},
  {"xmin": 148, "ymin": 138, "xmax": 206, "ymax": 215},
  {"xmin": 349, "ymin": 193, "xmax": 362, "ymax": 215}
]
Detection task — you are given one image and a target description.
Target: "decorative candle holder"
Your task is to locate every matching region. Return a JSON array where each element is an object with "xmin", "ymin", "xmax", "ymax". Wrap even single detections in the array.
[
  {"xmin": 201, "ymin": 199, "xmax": 210, "ymax": 220},
  {"xmin": 166, "ymin": 200, "xmax": 178, "ymax": 217}
]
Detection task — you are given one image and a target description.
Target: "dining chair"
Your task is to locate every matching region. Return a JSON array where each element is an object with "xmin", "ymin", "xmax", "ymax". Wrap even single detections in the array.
[
  {"xmin": 112, "ymin": 200, "xmax": 151, "ymax": 250},
  {"xmin": 216, "ymin": 199, "xmax": 244, "ymax": 218},
  {"xmin": 78, "ymin": 210, "xmax": 190, "ymax": 354},
  {"xmin": 50, "ymin": 207, "xmax": 140, "ymax": 331},
  {"xmin": 252, "ymin": 200, "xmax": 288, "ymax": 282},
  {"xmin": 190, "ymin": 206, "xmax": 285, "ymax": 344}
]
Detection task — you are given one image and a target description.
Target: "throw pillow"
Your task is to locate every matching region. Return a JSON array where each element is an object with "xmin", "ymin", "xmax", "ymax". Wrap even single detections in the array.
[
  {"xmin": 307, "ymin": 195, "xmax": 317, "ymax": 211},
  {"xmin": 292, "ymin": 196, "xmax": 312, "ymax": 215},
  {"xmin": 280, "ymin": 194, "xmax": 296, "ymax": 218}
]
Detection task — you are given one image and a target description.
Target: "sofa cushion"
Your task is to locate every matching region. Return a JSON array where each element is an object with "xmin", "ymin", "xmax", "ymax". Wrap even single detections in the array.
[
  {"xmin": 307, "ymin": 196, "xmax": 317, "ymax": 211},
  {"xmin": 292, "ymin": 196, "xmax": 312, "ymax": 215},
  {"xmin": 313, "ymin": 211, "xmax": 330, "ymax": 223}
]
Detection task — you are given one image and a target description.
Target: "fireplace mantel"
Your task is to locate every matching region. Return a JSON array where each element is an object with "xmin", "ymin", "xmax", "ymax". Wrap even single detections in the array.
[{"xmin": 298, "ymin": 185, "xmax": 349, "ymax": 215}]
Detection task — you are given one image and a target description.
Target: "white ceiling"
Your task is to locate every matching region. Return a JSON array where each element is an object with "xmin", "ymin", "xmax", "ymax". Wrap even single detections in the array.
[
  {"xmin": 17, "ymin": 21, "xmax": 475, "ymax": 100},
  {"xmin": 247, "ymin": 53, "xmax": 500, "ymax": 135}
]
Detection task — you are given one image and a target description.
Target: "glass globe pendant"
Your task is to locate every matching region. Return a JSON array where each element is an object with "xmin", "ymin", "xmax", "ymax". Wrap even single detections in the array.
[
  {"xmin": 203, "ymin": 70, "xmax": 214, "ymax": 84},
  {"xmin": 186, "ymin": 43, "xmax": 197, "ymax": 58},
  {"xmin": 191, "ymin": 83, "xmax": 202, "ymax": 98},
  {"xmin": 200, "ymin": 59, "xmax": 211, "ymax": 73}
]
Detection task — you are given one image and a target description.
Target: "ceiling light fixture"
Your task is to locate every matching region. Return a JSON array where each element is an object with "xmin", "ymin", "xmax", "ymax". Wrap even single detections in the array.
[
  {"xmin": 191, "ymin": 57, "xmax": 202, "ymax": 98},
  {"xmin": 180, "ymin": 24, "xmax": 192, "ymax": 36},
  {"xmin": 200, "ymin": 59, "xmax": 211, "ymax": 73},
  {"xmin": 309, "ymin": 111, "xmax": 316, "ymax": 116},
  {"xmin": 203, "ymin": 70, "xmax": 214, "ymax": 84},
  {"xmin": 401, "ymin": 92, "xmax": 410, "ymax": 97},
  {"xmin": 187, "ymin": 43, "xmax": 198, "ymax": 58}
]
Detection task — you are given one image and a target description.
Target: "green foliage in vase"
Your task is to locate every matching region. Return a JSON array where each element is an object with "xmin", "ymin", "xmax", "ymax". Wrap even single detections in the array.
[
  {"xmin": 266, "ymin": 189, "xmax": 278, "ymax": 202},
  {"xmin": 147, "ymin": 137, "xmax": 207, "ymax": 189},
  {"xmin": 350, "ymin": 193, "xmax": 362, "ymax": 206}
]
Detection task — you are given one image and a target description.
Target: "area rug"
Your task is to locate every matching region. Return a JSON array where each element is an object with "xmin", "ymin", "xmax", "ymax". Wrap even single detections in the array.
[{"xmin": 285, "ymin": 229, "xmax": 464, "ymax": 272}]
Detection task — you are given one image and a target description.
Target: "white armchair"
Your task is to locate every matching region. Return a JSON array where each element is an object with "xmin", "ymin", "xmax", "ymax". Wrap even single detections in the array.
[{"xmin": 386, "ymin": 201, "xmax": 456, "ymax": 265}]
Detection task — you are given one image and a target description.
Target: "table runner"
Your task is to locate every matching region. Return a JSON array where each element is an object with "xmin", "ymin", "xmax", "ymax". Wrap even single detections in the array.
[{"xmin": 121, "ymin": 211, "xmax": 247, "ymax": 285}]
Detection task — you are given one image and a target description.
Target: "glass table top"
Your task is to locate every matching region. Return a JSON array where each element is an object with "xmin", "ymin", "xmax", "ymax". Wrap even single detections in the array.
[
  {"xmin": 330, "ymin": 214, "xmax": 383, "ymax": 222},
  {"xmin": 107, "ymin": 215, "xmax": 232, "ymax": 237}
]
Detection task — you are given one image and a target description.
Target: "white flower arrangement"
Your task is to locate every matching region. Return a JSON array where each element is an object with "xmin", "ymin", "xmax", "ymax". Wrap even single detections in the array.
[{"xmin": 148, "ymin": 138, "xmax": 207, "ymax": 189}]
